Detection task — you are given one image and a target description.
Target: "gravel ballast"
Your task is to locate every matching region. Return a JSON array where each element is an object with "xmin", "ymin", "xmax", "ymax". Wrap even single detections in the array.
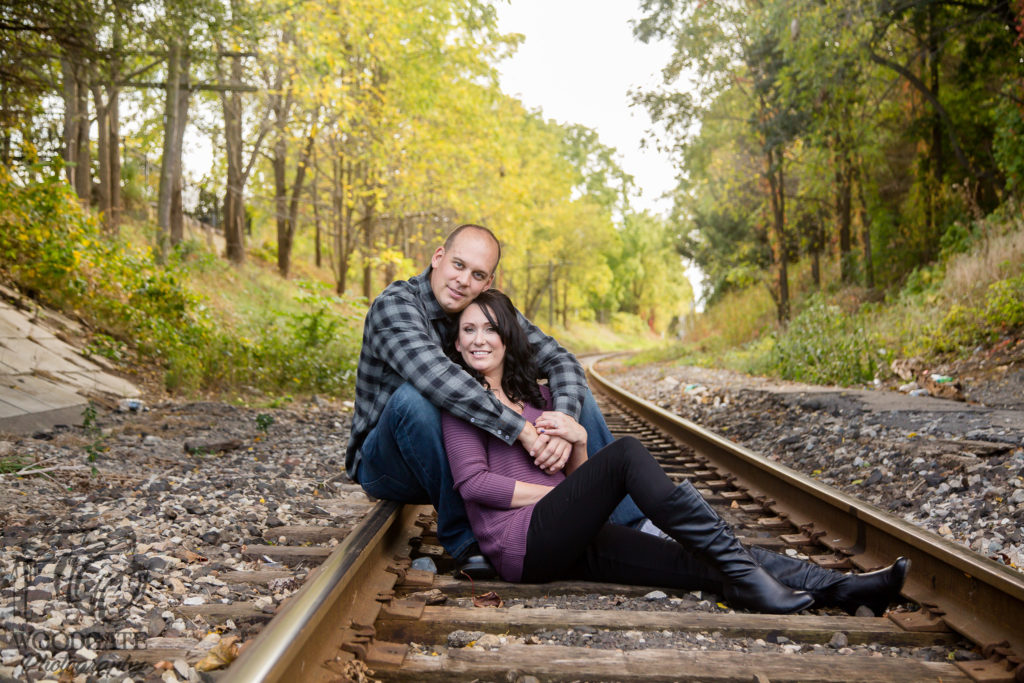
[
  {"xmin": 0, "ymin": 398, "xmax": 365, "ymax": 683},
  {"xmin": 601, "ymin": 358, "xmax": 1024, "ymax": 575}
]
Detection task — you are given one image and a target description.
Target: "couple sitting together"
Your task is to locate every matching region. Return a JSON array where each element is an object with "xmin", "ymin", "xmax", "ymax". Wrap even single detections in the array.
[{"xmin": 345, "ymin": 224, "xmax": 908, "ymax": 614}]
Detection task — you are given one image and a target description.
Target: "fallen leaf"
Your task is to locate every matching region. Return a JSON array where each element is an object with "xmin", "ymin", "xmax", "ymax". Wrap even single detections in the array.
[
  {"xmin": 473, "ymin": 591, "xmax": 504, "ymax": 608},
  {"xmin": 176, "ymin": 549, "xmax": 208, "ymax": 564},
  {"xmin": 195, "ymin": 635, "xmax": 240, "ymax": 672}
]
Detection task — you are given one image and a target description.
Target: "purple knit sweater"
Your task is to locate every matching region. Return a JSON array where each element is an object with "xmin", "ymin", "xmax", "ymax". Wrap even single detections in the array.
[{"xmin": 442, "ymin": 387, "xmax": 562, "ymax": 582}]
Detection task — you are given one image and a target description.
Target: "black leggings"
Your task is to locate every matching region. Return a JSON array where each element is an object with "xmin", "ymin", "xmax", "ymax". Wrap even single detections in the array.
[{"xmin": 521, "ymin": 437, "xmax": 724, "ymax": 591}]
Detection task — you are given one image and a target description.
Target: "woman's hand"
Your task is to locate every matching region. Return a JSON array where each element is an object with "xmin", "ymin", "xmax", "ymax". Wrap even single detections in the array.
[{"xmin": 534, "ymin": 411, "xmax": 587, "ymax": 446}]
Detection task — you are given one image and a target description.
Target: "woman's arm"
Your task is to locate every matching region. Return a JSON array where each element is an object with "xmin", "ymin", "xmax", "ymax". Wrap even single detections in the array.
[
  {"xmin": 511, "ymin": 481, "xmax": 554, "ymax": 507},
  {"xmin": 443, "ymin": 411, "xmax": 552, "ymax": 509}
]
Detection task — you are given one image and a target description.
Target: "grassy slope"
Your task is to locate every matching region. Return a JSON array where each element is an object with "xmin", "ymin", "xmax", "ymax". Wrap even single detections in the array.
[{"xmin": 631, "ymin": 203, "xmax": 1024, "ymax": 385}]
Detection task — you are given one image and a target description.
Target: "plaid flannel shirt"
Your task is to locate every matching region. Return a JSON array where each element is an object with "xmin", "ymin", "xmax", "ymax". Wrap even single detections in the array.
[{"xmin": 345, "ymin": 266, "xmax": 587, "ymax": 479}]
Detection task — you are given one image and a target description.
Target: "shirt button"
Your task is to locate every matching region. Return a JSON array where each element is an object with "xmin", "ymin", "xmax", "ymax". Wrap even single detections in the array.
[
  {"xmin": 470, "ymin": 418, "xmax": 476, "ymax": 423},
  {"xmin": 497, "ymin": 431, "xmax": 503, "ymax": 437}
]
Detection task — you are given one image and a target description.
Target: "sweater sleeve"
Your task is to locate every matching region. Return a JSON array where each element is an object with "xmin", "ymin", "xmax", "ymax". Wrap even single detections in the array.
[{"xmin": 442, "ymin": 410, "xmax": 518, "ymax": 509}]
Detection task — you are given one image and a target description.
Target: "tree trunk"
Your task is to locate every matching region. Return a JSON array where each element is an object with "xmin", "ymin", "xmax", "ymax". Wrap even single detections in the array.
[
  {"xmin": 855, "ymin": 164, "xmax": 875, "ymax": 290},
  {"xmin": 835, "ymin": 142, "xmax": 854, "ymax": 284},
  {"xmin": 75, "ymin": 77, "xmax": 91, "ymax": 203},
  {"xmin": 170, "ymin": 52, "xmax": 190, "ymax": 246},
  {"xmin": 61, "ymin": 58, "xmax": 79, "ymax": 189},
  {"xmin": 766, "ymin": 146, "xmax": 789, "ymax": 322},
  {"xmin": 361, "ymin": 198, "xmax": 375, "ymax": 299},
  {"xmin": 108, "ymin": 18, "xmax": 122, "ymax": 234},
  {"xmin": 808, "ymin": 213, "xmax": 822, "ymax": 290},
  {"xmin": 91, "ymin": 16, "xmax": 123, "ymax": 234},
  {"xmin": 108, "ymin": 83, "xmax": 121, "ymax": 233},
  {"xmin": 221, "ymin": 53, "xmax": 246, "ymax": 264},
  {"xmin": 332, "ymin": 157, "xmax": 354, "ymax": 295},
  {"xmin": 312, "ymin": 151, "xmax": 322, "ymax": 269},
  {"xmin": 92, "ymin": 81, "xmax": 112, "ymax": 227},
  {"xmin": 273, "ymin": 136, "xmax": 289, "ymax": 275},
  {"xmin": 926, "ymin": 3, "xmax": 942, "ymax": 252},
  {"xmin": 157, "ymin": 39, "xmax": 182, "ymax": 262},
  {"xmin": 62, "ymin": 56, "xmax": 91, "ymax": 203},
  {"xmin": 286, "ymin": 129, "xmax": 315, "ymax": 272}
]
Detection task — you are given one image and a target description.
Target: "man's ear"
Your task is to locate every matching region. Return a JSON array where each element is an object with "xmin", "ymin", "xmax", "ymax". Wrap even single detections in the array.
[
  {"xmin": 483, "ymin": 273, "xmax": 494, "ymax": 290},
  {"xmin": 431, "ymin": 246, "xmax": 445, "ymax": 269}
]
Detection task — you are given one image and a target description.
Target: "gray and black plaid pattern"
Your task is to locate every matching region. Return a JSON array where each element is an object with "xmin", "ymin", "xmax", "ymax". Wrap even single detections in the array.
[{"xmin": 345, "ymin": 267, "xmax": 587, "ymax": 479}]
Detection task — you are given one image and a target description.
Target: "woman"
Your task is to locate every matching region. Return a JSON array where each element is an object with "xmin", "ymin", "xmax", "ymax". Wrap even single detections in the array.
[{"xmin": 442, "ymin": 290, "xmax": 908, "ymax": 614}]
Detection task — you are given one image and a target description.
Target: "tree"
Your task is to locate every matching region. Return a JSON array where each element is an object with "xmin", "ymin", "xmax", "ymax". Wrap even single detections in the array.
[
  {"xmin": 635, "ymin": 0, "xmax": 803, "ymax": 321},
  {"xmin": 612, "ymin": 211, "xmax": 693, "ymax": 332}
]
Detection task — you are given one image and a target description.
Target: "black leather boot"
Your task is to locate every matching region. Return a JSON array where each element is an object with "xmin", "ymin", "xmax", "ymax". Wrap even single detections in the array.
[
  {"xmin": 750, "ymin": 547, "xmax": 909, "ymax": 616},
  {"xmin": 648, "ymin": 481, "xmax": 814, "ymax": 614}
]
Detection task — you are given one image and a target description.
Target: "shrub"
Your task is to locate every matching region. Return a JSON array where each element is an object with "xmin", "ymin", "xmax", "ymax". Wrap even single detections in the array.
[
  {"xmin": 0, "ymin": 164, "xmax": 96, "ymax": 302},
  {"xmin": 983, "ymin": 275, "xmax": 1024, "ymax": 332},
  {"xmin": 1, "ymin": 169, "xmax": 362, "ymax": 397},
  {"xmin": 766, "ymin": 294, "xmax": 884, "ymax": 385}
]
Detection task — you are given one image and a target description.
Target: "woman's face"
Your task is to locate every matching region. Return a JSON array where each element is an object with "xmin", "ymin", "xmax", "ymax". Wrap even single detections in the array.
[{"xmin": 456, "ymin": 303, "xmax": 506, "ymax": 379}]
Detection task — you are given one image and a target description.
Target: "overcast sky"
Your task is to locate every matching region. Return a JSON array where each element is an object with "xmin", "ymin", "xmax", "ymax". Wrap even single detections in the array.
[{"xmin": 494, "ymin": 0, "xmax": 677, "ymax": 215}]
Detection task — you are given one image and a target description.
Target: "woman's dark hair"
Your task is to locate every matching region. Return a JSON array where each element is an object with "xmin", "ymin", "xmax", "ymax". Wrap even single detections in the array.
[{"xmin": 447, "ymin": 289, "xmax": 545, "ymax": 408}]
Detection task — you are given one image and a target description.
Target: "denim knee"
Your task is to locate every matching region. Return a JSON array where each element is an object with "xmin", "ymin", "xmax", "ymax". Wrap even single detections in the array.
[{"xmin": 389, "ymin": 382, "xmax": 440, "ymax": 425}]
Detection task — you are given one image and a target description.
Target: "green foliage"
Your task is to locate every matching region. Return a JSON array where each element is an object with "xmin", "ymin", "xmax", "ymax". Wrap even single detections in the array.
[
  {"xmin": 992, "ymin": 93, "xmax": 1024, "ymax": 195},
  {"xmin": 984, "ymin": 275, "xmax": 1024, "ymax": 330},
  {"xmin": 0, "ymin": 171, "xmax": 363, "ymax": 397},
  {"xmin": 82, "ymin": 402, "xmax": 104, "ymax": 473},
  {"xmin": 610, "ymin": 312, "xmax": 650, "ymax": 337},
  {"xmin": 915, "ymin": 274, "xmax": 1024, "ymax": 355},
  {"xmin": 939, "ymin": 221, "xmax": 979, "ymax": 259},
  {"xmin": 636, "ymin": 0, "xmax": 1023, "ymax": 312},
  {"xmin": 0, "ymin": 163, "xmax": 96, "ymax": 299},
  {"xmin": 243, "ymin": 285, "xmax": 362, "ymax": 395},
  {"xmin": 764, "ymin": 294, "xmax": 885, "ymax": 384},
  {"xmin": 255, "ymin": 413, "xmax": 274, "ymax": 432},
  {"xmin": 901, "ymin": 264, "xmax": 943, "ymax": 297},
  {"xmin": 0, "ymin": 453, "xmax": 32, "ymax": 474},
  {"xmin": 85, "ymin": 333, "xmax": 128, "ymax": 361}
]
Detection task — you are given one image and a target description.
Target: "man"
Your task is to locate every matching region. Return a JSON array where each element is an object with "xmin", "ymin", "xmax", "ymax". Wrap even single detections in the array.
[{"xmin": 346, "ymin": 224, "xmax": 642, "ymax": 577}]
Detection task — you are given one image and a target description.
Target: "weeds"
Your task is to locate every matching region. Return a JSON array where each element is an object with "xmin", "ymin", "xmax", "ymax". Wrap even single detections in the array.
[
  {"xmin": 763, "ymin": 294, "xmax": 887, "ymax": 385},
  {"xmin": 82, "ymin": 402, "xmax": 104, "ymax": 474},
  {"xmin": 255, "ymin": 413, "xmax": 274, "ymax": 432},
  {"xmin": 0, "ymin": 453, "xmax": 32, "ymax": 474},
  {"xmin": 1, "ymin": 169, "xmax": 363, "ymax": 397}
]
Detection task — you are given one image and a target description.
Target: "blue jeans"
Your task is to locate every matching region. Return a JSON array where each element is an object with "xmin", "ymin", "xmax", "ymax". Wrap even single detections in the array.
[
  {"xmin": 358, "ymin": 383, "xmax": 476, "ymax": 560},
  {"xmin": 582, "ymin": 393, "xmax": 645, "ymax": 527},
  {"xmin": 357, "ymin": 382, "xmax": 644, "ymax": 560}
]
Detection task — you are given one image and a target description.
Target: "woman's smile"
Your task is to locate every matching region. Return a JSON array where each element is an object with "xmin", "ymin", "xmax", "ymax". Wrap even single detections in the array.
[{"xmin": 456, "ymin": 303, "xmax": 506, "ymax": 382}]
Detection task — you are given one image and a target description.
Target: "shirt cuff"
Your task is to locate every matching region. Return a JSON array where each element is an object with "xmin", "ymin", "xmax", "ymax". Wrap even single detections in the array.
[
  {"xmin": 551, "ymin": 394, "xmax": 582, "ymax": 420},
  {"xmin": 499, "ymin": 413, "xmax": 527, "ymax": 445}
]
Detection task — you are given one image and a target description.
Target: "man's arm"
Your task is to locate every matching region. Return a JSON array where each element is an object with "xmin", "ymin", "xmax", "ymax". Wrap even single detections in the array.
[
  {"xmin": 517, "ymin": 310, "xmax": 587, "ymax": 419},
  {"xmin": 514, "ymin": 310, "xmax": 586, "ymax": 471},
  {"xmin": 365, "ymin": 291, "xmax": 527, "ymax": 444}
]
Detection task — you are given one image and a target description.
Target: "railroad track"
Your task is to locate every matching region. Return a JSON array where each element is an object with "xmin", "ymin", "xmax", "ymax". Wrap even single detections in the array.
[{"xmin": 214, "ymin": 359, "xmax": 1024, "ymax": 682}]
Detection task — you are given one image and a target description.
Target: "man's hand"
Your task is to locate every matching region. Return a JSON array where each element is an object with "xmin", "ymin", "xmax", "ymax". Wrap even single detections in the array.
[
  {"xmin": 534, "ymin": 411, "xmax": 587, "ymax": 445},
  {"xmin": 531, "ymin": 411, "xmax": 585, "ymax": 474}
]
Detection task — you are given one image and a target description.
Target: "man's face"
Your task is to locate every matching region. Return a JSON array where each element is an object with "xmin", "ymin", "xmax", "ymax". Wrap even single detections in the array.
[{"xmin": 429, "ymin": 229, "xmax": 499, "ymax": 314}]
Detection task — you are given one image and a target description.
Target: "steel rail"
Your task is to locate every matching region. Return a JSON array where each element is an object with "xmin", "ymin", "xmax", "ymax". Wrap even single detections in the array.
[
  {"xmin": 588, "ymin": 358, "xmax": 1024, "ymax": 660},
  {"xmin": 222, "ymin": 500, "xmax": 416, "ymax": 683}
]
